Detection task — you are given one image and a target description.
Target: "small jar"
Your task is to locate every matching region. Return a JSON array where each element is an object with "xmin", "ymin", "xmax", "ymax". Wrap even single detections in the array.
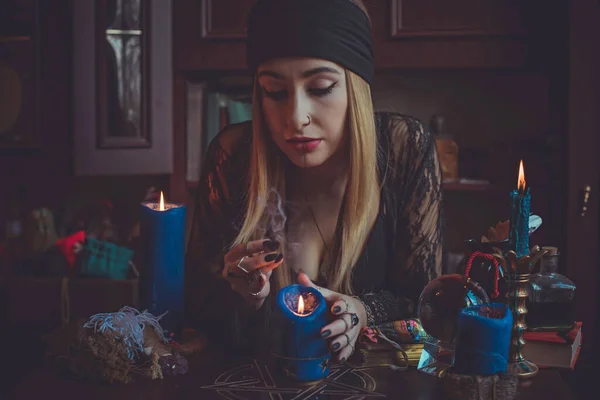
[
  {"xmin": 430, "ymin": 115, "xmax": 459, "ymax": 182},
  {"xmin": 527, "ymin": 246, "xmax": 576, "ymax": 329}
]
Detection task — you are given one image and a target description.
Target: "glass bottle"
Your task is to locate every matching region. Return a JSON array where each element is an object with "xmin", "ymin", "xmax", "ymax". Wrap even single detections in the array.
[{"xmin": 526, "ymin": 247, "xmax": 576, "ymax": 329}]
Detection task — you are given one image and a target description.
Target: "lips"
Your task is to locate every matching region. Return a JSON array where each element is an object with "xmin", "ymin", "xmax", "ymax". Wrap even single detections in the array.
[{"xmin": 286, "ymin": 137, "xmax": 322, "ymax": 153}]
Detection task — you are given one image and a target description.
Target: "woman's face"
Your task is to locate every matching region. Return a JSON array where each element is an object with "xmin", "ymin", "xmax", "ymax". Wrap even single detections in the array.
[{"xmin": 257, "ymin": 57, "xmax": 348, "ymax": 169}]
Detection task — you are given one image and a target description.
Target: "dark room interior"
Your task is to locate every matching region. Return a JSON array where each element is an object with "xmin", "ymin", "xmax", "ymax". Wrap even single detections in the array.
[{"xmin": 0, "ymin": 0, "xmax": 598, "ymax": 399}]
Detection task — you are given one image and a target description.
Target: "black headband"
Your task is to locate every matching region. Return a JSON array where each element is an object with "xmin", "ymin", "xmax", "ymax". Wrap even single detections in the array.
[{"xmin": 246, "ymin": 0, "xmax": 374, "ymax": 84}]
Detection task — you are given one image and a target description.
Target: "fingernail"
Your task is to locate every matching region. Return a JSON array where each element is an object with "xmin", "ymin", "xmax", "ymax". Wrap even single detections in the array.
[
  {"xmin": 263, "ymin": 240, "xmax": 279, "ymax": 251},
  {"xmin": 321, "ymin": 330, "xmax": 331, "ymax": 338},
  {"xmin": 275, "ymin": 253, "xmax": 284, "ymax": 263},
  {"xmin": 333, "ymin": 306, "xmax": 341, "ymax": 313},
  {"xmin": 265, "ymin": 253, "xmax": 280, "ymax": 262},
  {"xmin": 340, "ymin": 357, "xmax": 346, "ymax": 364},
  {"xmin": 332, "ymin": 342, "xmax": 340, "ymax": 351}
]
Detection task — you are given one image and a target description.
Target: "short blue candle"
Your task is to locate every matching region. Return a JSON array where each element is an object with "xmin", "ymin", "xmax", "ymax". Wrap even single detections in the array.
[
  {"xmin": 454, "ymin": 303, "xmax": 513, "ymax": 375},
  {"xmin": 509, "ymin": 161, "xmax": 530, "ymax": 257},
  {"xmin": 140, "ymin": 195, "xmax": 186, "ymax": 341},
  {"xmin": 274, "ymin": 284, "xmax": 330, "ymax": 382}
]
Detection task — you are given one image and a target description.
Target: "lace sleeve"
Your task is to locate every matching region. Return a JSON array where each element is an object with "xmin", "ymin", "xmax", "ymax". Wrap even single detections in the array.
[
  {"xmin": 393, "ymin": 115, "xmax": 444, "ymax": 300},
  {"xmin": 358, "ymin": 114, "xmax": 444, "ymax": 326},
  {"xmin": 185, "ymin": 123, "xmax": 258, "ymax": 346}
]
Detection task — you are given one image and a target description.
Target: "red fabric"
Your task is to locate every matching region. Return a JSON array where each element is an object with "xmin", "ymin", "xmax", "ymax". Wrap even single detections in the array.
[{"xmin": 56, "ymin": 231, "xmax": 86, "ymax": 267}]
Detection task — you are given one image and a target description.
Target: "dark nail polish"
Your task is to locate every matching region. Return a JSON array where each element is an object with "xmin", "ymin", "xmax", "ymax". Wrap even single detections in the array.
[
  {"xmin": 321, "ymin": 330, "xmax": 331, "ymax": 338},
  {"xmin": 263, "ymin": 240, "xmax": 279, "ymax": 251},
  {"xmin": 340, "ymin": 357, "xmax": 346, "ymax": 364},
  {"xmin": 332, "ymin": 342, "xmax": 340, "ymax": 351},
  {"xmin": 333, "ymin": 306, "xmax": 341, "ymax": 313},
  {"xmin": 275, "ymin": 253, "xmax": 284, "ymax": 263},
  {"xmin": 265, "ymin": 253, "xmax": 279, "ymax": 262}
]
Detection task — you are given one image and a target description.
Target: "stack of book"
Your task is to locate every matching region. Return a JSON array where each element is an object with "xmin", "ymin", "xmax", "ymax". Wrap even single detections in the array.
[{"xmin": 522, "ymin": 321, "xmax": 582, "ymax": 370}]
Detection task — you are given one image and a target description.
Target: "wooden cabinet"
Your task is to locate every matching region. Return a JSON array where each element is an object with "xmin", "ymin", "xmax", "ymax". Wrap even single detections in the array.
[
  {"xmin": 72, "ymin": 0, "xmax": 173, "ymax": 175},
  {"xmin": 174, "ymin": 0, "xmax": 530, "ymax": 71}
]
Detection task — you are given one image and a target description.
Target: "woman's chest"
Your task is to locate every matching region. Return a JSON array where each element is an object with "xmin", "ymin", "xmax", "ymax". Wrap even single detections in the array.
[
  {"xmin": 284, "ymin": 199, "xmax": 390, "ymax": 293},
  {"xmin": 285, "ymin": 204, "xmax": 340, "ymax": 282}
]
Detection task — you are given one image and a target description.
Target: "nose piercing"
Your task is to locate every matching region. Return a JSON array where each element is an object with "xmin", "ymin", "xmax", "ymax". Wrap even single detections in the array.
[{"xmin": 306, "ymin": 115, "xmax": 311, "ymax": 125}]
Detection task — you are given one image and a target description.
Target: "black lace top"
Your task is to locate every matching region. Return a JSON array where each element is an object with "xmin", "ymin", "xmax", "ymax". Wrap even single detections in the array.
[{"xmin": 186, "ymin": 112, "xmax": 444, "ymax": 348}]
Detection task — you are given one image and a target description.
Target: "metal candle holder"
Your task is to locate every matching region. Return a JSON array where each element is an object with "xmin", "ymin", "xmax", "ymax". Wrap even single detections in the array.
[{"xmin": 494, "ymin": 246, "xmax": 547, "ymax": 379}]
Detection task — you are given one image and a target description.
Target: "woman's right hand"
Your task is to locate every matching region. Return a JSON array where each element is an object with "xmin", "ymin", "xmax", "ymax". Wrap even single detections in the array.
[{"xmin": 222, "ymin": 239, "xmax": 283, "ymax": 309}]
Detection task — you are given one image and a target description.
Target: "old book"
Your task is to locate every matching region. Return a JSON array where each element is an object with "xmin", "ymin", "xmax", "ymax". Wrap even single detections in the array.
[{"xmin": 522, "ymin": 322, "xmax": 582, "ymax": 369}]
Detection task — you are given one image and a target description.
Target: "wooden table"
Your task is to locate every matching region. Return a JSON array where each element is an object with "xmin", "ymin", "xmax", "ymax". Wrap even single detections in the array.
[{"xmin": 7, "ymin": 347, "xmax": 575, "ymax": 400}]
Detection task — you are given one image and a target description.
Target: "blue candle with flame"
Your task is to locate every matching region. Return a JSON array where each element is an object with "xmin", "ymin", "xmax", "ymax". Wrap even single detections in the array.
[
  {"xmin": 140, "ymin": 192, "xmax": 186, "ymax": 340},
  {"xmin": 454, "ymin": 303, "xmax": 513, "ymax": 375},
  {"xmin": 274, "ymin": 284, "xmax": 330, "ymax": 382},
  {"xmin": 509, "ymin": 160, "xmax": 530, "ymax": 257}
]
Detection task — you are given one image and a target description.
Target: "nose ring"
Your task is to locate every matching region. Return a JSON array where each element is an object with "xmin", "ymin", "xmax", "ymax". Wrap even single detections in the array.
[{"xmin": 306, "ymin": 115, "xmax": 311, "ymax": 125}]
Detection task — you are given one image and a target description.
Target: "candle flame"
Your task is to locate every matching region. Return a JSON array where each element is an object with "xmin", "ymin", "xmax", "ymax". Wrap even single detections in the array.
[
  {"xmin": 298, "ymin": 295, "xmax": 305, "ymax": 314},
  {"xmin": 517, "ymin": 160, "xmax": 526, "ymax": 192},
  {"xmin": 159, "ymin": 191, "xmax": 165, "ymax": 211}
]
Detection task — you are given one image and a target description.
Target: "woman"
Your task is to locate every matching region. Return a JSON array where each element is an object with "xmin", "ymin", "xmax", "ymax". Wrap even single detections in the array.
[{"xmin": 186, "ymin": 0, "xmax": 444, "ymax": 363}]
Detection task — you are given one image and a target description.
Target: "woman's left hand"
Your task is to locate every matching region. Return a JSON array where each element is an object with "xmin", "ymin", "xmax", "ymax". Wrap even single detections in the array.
[{"xmin": 298, "ymin": 272, "xmax": 367, "ymax": 363}]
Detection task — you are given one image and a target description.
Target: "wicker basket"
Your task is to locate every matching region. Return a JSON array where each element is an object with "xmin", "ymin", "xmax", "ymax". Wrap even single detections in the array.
[{"xmin": 442, "ymin": 371, "xmax": 518, "ymax": 400}]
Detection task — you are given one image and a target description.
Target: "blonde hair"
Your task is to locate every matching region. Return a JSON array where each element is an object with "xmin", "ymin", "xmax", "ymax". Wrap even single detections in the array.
[
  {"xmin": 232, "ymin": 0, "xmax": 378, "ymax": 295},
  {"xmin": 231, "ymin": 69, "xmax": 379, "ymax": 295}
]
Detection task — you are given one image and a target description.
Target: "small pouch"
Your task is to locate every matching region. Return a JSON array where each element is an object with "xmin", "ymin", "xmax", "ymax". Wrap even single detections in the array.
[{"xmin": 78, "ymin": 238, "xmax": 134, "ymax": 280}]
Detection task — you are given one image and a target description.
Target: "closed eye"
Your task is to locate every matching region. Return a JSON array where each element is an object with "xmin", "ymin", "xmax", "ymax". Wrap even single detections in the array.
[
  {"xmin": 308, "ymin": 81, "xmax": 338, "ymax": 97},
  {"xmin": 261, "ymin": 81, "xmax": 339, "ymax": 102},
  {"xmin": 262, "ymin": 88, "xmax": 287, "ymax": 101}
]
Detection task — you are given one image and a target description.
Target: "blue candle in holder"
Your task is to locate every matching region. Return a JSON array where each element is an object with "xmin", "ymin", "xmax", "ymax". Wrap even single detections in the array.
[
  {"xmin": 140, "ymin": 192, "xmax": 186, "ymax": 340},
  {"xmin": 454, "ymin": 303, "xmax": 513, "ymax": 375},
  {"xmin": 273, "ymin": 284, "xmax": 330, "ymax": 383},
  {"xmin": 509, "ymin": 160, "xmax": 530, "ymax": 258}
]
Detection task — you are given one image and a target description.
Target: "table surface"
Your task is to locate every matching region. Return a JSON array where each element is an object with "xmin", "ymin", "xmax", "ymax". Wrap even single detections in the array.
[{"xmin": 8, "ymin": 349, "xmax": 575, "ymax": 400}]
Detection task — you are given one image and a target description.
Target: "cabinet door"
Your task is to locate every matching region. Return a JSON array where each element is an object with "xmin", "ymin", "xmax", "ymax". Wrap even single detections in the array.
[
  {"xmin": 73, "ymin": 0, "xmax": 173, "ymax": 175},
  {"xmin": 565, "ymin": 0, "xmax": 599, "ymax": 353},
  {"xmin": 200, "ymin": 0, "xmax": 254, "ymax": 39},
  {"xmin": 389, "ymin": 0, "xmax": 524, "ymax": 38},
  {"xmin": 175, "ymin": 0, "xmax": 253, "ymax": 71},
  {"xmin": 368, "ymin": 0, "xmax": 528, "ymax": 68}
]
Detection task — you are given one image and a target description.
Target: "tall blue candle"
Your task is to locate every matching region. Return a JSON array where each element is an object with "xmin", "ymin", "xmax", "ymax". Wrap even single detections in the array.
[
  {"xmin": 140, "ymin": 192, "xmax": 186, "ymax": 341},
  {"xmin": 509, "ymin": 160, "xmax": 530, "ymax": 257},
  {"xmin": 454, "ymin": 303, "xmax": 513, "ymax": 375},
  {"xmin": 274, "ymin": 284, "xmax": 330, "ymax": 382}
]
